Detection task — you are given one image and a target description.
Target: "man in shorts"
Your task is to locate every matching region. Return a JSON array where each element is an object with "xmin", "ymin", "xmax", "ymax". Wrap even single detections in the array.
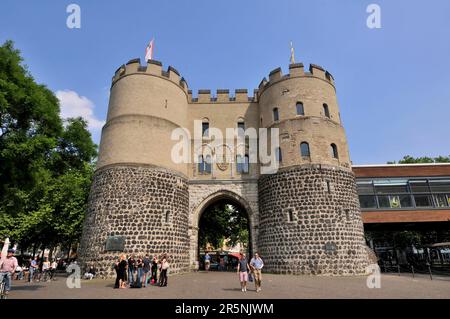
[{"xmin": 250, "ymin": 252, "xmax": 264, "ymax": 292}]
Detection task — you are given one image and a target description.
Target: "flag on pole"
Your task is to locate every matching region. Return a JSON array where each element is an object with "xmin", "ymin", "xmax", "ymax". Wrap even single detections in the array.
[
  {"xmin": 290, "ymin": 41, "xmax": 295, "ymax": 64},
  {"xmin": 145, "ymin": 38, "xmax": 154, "ymax": 61}
]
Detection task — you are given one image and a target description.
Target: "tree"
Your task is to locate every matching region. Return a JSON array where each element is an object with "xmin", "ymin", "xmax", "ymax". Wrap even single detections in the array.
[
  {"xmin": 198, "ymin": 201, "xmax": 249, "ymax": 250},
  {"xmin": 388, "ymin": 155, "xmax": 450, "ymax": 164},
  {"xmin": 0, "ymin": 40, "xmax": 97, "ymax": 256},
  {"xmin": 0, "ymin": 40, "xmax": 62, "ymax": 242}
]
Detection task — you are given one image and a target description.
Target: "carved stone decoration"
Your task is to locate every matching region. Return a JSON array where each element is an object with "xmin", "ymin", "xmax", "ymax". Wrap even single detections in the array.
[{"xmin": 216, "ymin": 162, "xmax": 229, "ymax": 171}]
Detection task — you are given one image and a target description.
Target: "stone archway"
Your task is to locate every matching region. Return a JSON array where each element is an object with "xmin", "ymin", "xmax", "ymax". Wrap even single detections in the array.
[{"xmin": 188, "ymin": 188, "xmax": 258, "ymax": 269}]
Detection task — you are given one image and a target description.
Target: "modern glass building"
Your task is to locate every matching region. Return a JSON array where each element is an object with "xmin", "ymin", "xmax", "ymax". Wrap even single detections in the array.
[
  {"xmin": 353, "ymin": 164, "xmax": 450, "ymax": 266},
  {"xmin": 354, "ymin": 163, "xmax": 450, "ymax": 223}
]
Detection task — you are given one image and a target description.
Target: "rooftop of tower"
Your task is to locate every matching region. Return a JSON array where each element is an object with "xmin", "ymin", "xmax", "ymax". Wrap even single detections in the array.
[{"xmin": 112, "ymin": 58, "xmax": 336, "ymax": 103}]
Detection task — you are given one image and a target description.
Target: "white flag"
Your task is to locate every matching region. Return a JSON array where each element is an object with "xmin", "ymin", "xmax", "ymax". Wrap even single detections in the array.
[{"xmin": 145, "ymin": 38, "xmax": 154, "ymax": 61}]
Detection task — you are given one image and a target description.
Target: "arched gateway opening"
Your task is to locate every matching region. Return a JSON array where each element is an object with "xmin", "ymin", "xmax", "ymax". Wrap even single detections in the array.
[{"xmin": 191, "ymin": 191, "xmax": 255, "ymax": 271}]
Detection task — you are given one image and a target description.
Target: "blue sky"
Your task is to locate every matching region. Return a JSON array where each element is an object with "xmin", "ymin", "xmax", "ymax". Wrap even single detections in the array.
[{"xmin": 1, "ymin": 0, "xmax": 449, "ymax": 164}]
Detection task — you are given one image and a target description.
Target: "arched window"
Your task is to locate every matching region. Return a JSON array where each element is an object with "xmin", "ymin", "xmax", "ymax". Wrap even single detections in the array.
[
  {"xmin": 237, "ymin": 121, "xmax": 245, "ymax": 138},
  {"xmin": 323, "ymin": 103, "xmax": 330, "ymax": 118},
  {"xmin": 276, "ymin": 147, "xmax": 282, "ymax": 162},
  {"xmin": 205, "ymin": 155, "xmax": 212, "ymax": 174},
  {"xmin": 273, "ymin": 108, "xmax": 279, "ymax": 121},
  {"xmin": 300, "ymin": 142, "xmax": 310, "ymax": 157},
  {"xmin": 243, "ymin": 155, "xmax": 249, "ymax": 173},
  {"xmin": 296, "ymin": 102, "xmax": 304, "ymax": 116},
  {"xmin": 236, "ymin": 155, "xmax": 250, "ymax": 174},
  {"xmin": 202, "ymin": 121, "xmax": 209, "ymax": 137},
  {"xmin": 236, "ymin": 155, "xmax": 243, "ymax": 173},
  {"xmin": 260, "ymin": 117, "xmax": 263, "ymax": 126},
  {"xmin": 330, "ymin": 143, "xmax": 338, "ymax": 159},
  {"xmin": 198, "ymin": 155, "xmax": 204, "ymax": 173}
]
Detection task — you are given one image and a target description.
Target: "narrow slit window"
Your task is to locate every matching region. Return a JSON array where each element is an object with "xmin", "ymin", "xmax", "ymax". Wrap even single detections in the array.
[
  {"xmin": 273, "ymin": 108, "xmax": 279, "ymax": 121},
  {"xmin": 345, "ymin": 209, "xmax": 350, "ymax": 221},
  {"xmin": 288, "ymin": 209, "xmax": 294, "ymax": 222},
  {"xmin": 276, "ymin": 147, "xmax": 282, "ymax": 162},
  {"xmin": 296, "ymin": 102, "xmax": 304, "ymax": 115},
  {"xmin": 330, "ymin": 143, "xmax": 338, "ymax": 159},
  {"xmin": 165, "ymin": 211, "xmax": 170, "ymax": 223},
  {"xmin": 323, "ymin": 104, "xmax": 330, "ymax": 118}
]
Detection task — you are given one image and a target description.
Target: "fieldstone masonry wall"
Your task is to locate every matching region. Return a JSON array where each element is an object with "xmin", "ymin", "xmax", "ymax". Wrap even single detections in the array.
[
  {"xmin": 79, "ymin": 165, "xmax": 190, "ymax": 278},
  {"xmin": 258, "ymin": 164, "xmax": 370, "ymax": 275}
]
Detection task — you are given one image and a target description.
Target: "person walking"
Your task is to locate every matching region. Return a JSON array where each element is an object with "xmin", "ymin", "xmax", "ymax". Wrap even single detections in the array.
[
  {"xmin": 29, "ymin": 256, "xmax": 38, "ymax": 282},
  {"xmin": 219, "ymin": 256, "xmax": 225, "ymax": 271},
  {"xmin": 113, "ymin": 257, "xmax": 120, "ymax": 289},
  {"xmin": 250, "ymin": 252, "xmax": 264, "ymax": 292},
  {"xmin": 42, "ymin": 257, "xmax": 50, "ymax": 281},
  {"xmin": 159, "ymin": 256, "xmax": 169, "ymax": 287},
  {"xmin": 127, "ymin": 255, "xmax": 136, "ymax": 286},
  {"xmin": 118, "ymin": 254, "xmax": 127, "ymax": 289},
  {"xmin": 142, "ymin": 254, "xmax": 151, "ymax": 287},
  {"xmin": 50, "ymin": 259, "xmax": 58, "ymax": 280},
  {"xmin": 237, "ymin": 253, "xmax": 250, "ymax": 292},
  {"xmin": 151, "ymin": 256, "xmax": 158, "ymax": 285},
  {"xmin": 204, "ymin": 253, "xmax": 211, "ymax": 271},
  {"xmin": 136, "ymin": 256, "xmax": 143, "ymax": 288},
  {"xmin": 0, "ymin": 249, "xmax": 18, "ymax": 295}
]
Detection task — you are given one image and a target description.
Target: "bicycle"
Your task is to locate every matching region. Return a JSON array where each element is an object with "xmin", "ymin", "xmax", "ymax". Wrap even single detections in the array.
[
  {"xmin": 41, "ymin": 270, "xmax": 51, "ymax": 282},
  {"xmin": 0, "ymin": 274, "xmax": 9, "ymax": 299}
]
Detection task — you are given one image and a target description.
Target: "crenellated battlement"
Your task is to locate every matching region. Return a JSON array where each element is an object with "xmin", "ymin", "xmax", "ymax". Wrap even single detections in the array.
[
  {"xmin": 257, "ymin": 63, "xmax": 335, "ymax": 97},
  {"xmin": 187, "ymin": 88, "xmax": 258, "ymax": 103},
  {"xmin": 112, "ymin": 58, "xmax": 189, "ymax": 93},
  {"xmin": 111, "ymin": 59, "xmax": 334, "ymax": 103}
]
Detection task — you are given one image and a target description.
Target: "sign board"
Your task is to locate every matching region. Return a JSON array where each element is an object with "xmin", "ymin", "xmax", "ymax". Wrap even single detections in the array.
[
  {"xmin": 105, "ymin": 236, "xmax": 125, "ymax": 252},
  {"xmin": 324, "ymin": 242, "xmax": 337, "ymax": 253}
]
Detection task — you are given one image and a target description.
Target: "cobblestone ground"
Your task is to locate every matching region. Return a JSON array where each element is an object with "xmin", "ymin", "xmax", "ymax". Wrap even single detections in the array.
[{"xmin": 7, "ymin": 271, "xmax": 450, "ymax": 299}]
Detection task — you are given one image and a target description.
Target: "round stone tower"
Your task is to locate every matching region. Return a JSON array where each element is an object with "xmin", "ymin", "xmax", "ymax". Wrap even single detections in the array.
[
  {"xmin": 257, "ymin": 63, "xmax": 369, "ymax": 275},
  {"xmin": 79, "ymin": 59, "xmax": 191, "ymax": 277}
]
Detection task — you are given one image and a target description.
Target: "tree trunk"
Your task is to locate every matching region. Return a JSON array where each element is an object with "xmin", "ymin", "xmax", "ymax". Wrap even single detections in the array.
[
  {"xmin": 32, "ymin": 243, "xmax": 37, "ymax": 258},
  {"xmin": 67, "ymin": 241, "xmax": 72, "ymax": 260},
  {"xmin": 49, "ymin": 245, "xmax": 54, "ymax": 260},
  {"xmin": 20, "ymin": 241, "xmax": 26, "ymax": 259},
  {"xmin": 40, "ymin": 245, "xmax": 46, "ymax": 260}
]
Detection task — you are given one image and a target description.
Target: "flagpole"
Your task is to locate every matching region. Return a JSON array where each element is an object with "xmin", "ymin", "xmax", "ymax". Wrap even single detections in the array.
[{"xmin": 290, "ymin": 41, "xmax": 295, "ymax": 64}]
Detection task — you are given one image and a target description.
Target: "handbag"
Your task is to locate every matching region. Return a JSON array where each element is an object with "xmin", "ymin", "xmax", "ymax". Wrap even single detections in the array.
[{"xmin": 248, "ymin": 272, "xmax": 254, "ymax": 282}]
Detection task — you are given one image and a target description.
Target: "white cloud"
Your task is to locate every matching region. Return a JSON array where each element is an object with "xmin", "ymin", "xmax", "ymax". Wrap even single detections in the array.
[{"xmin": 56, "ymin": 90, "xmax": 105, "ymax": 130}]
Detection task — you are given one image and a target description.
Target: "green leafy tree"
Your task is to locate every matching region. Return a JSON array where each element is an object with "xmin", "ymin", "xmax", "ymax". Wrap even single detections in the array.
[
  {"xmin": 199, "ymin": 201, "xmax": 249, "ymax": 250},
  {"xmin": 0, "ymin": 40, "xmax": 62, "ymax": 241},
  {"xmin": 0, "ymin": 41, "xmax": 97, "ymax": 256},
  {"xmin": 388, "ymin": 155, "xmax": 450, "ymax": 164}
]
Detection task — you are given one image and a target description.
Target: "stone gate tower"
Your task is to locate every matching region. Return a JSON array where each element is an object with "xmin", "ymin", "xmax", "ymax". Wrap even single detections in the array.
[
  {"xmin": 79, "ymin": 58, "xmax": 369, "ymax": 277},
  {"xmin": 257, "ymin": 64, "xmax": 368, "ymax": 275}
]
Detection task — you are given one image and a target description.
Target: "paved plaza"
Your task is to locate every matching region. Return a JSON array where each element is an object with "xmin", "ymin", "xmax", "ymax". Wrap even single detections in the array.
[{"xmin": 6, "ymin": 271, "xmax": 450, "ymax": 299}]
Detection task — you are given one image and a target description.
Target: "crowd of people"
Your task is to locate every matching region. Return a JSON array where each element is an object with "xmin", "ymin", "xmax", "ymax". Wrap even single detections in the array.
[
  {"xmin": 0, "ymin": 249, "xmax": 78, "ymax": 295},
  {"xmin": 1, "ymin": 249, "xmax": 265, "ymax": 295},
  {"xmin": 113, "ymin": 253, "xmax": 170, "ymax": 289}
]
